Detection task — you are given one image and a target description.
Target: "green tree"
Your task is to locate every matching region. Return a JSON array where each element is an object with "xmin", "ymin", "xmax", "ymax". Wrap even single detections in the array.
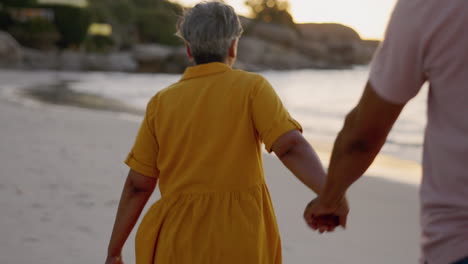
[
  {"xmin": 132, "ymin": 0, "xmax": 161, "ymax": 9},
  {"xmin": 87, "ymin": 0, "xmax": 136, "ymax": 50},
  {"xmin": 134, "ymin": 0, "xmax": 182, "ymax": 46},
  {"xmin": 0, "ymin": 0, "xmax": 37, "ymax": 7},
  {"xmin": 8, "ymin": 17, "xmax": 59, "ymax": 50},
  {"xmin": 245, "ymin": 0, "xmax": 295, "ymax": 26},
  {"xmin": 48, "ymin": 5, "xmax": 91, "ymax": 48},
  {"xmin": 0, "ymin": 9, "xmax": 13, "ymax": 30}
]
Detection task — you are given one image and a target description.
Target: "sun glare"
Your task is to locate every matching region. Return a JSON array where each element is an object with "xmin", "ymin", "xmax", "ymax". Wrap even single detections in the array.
[{"xmin": 174, "ymin": 0, "xmax": 397, "ymax": 40}]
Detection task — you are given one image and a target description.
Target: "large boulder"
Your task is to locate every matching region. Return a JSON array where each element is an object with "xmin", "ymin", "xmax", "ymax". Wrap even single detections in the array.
[
  {"xmin": 243, "ymin": 20, "xmax": 299, "ymax": 48},
  {"xmin": 0, "ymin": 31, "xmax": 22, "ymax": 68},
  {"xmin": 296, "ymin": 23, "xmax": 377, "ymax": 66},
  {"xmin": 59, "ymin": 51, "xmax": 84, "ymax": 71},
  {"xmin": 163, "ymin": 46, "xmax": 191, "ymax": 73},
  {"xmin": 237, "ymin": 36, "xmax": 318, "ymax": 70},
  {"xmin": 352, "ymin": 40, "xmax": 380, "ymax": 64},
  {"xmin": 239, "ymin": 18, "xmax": 379, "ymax": 68},
  {"xmin": 22, "ymin": 48, "xmax": 58, "ymax": 70},
  {"xmin": 132, "ymin": 44, "xmax": 173, "ymax": 72},
  {"xmin": 132, "ymin": 44, "xmax": 190, "ymax": 73},
  {"xmin": 298, "ymin": 23, "xmax": 361, "ymax": 44}
]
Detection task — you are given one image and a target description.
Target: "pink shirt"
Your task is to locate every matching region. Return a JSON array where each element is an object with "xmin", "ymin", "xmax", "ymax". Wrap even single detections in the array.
[{"xmin": 369, "ymin": 0, "xmax": 468, "ymax": 263}]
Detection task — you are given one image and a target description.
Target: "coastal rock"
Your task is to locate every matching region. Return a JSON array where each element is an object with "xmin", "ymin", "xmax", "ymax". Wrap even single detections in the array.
[
  {"xmin": 132, "ymin": 44, "xmax": 190, "ymax": 73},
  {"xmin": 236, "ymin": 20, "xmax": 378, "ymax": 70},
  {"xmin": 298, "ymin": 23, "xmax": 377, "ymax": 65},
  {"xmin": 243, "ymin": 20, "xmax": 299, "ymax": 48},
  {"xmin": 132, "ymin": 44, "xmax": 173, "ymax": 62},
  {"xmin": 353, "ymin": 40, "xmax": 380, "ymax": 64},
  {"xmin": 83, "ymin": 52, "xmax": 137, "ymax": 72},
  {"xmin": 21, "ymin": 49, "xmax": 138, "ymax": 72},
  {"xmin": 162, "ymin": 46, "xmax": 191, "ymax": 73},
  {"xmin": 298, "ymin": 23, "xmax": 361, "ymax": 43},
  {"xmin": 0, "ymin": 31, "xmax": 22, "ymax": 68},
  {"xmin": 237, "ymin": 36, "xmax": 318, "ymax": 70},
  {"xmin": 132, "ymin": 44, "xmax": 173, "ymax": 72},
  {"xmin": 1, "ymin": 20, "xmax": 379, "ymax": 73},
  {"xmin": 59, "ymin": 51, "xmax": 84, "ymax": 71},
  {"xmin": 22, "ymin": 48, "xmax": 58, "ymax": 70}
]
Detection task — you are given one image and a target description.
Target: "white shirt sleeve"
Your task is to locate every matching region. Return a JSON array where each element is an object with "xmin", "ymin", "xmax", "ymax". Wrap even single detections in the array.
[{"xmin": 369, "ymin": 0, "xmax": 428, "ymax": 104}]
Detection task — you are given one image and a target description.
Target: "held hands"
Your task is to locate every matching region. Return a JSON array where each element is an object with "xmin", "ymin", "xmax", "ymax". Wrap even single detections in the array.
[{"xmin": 303, "ymin": 196, "xmax": 349, "ymax": 233}]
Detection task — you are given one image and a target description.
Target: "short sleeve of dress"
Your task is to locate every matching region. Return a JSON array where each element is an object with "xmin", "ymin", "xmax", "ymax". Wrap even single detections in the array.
[
  {"xmin": 251, "ymin": 76, "xmax": 302, "ymax": 153},
  {"xmin": 125, "ymin": 98, "xmax": 159, "ymax": 178},
  {"xmin": 369, "ymin": 0, "xmax": 427, "ymax": 104}
]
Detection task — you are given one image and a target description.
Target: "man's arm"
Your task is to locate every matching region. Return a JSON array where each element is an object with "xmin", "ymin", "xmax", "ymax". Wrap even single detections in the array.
[
  {"xmin": 304, "ymin": 82, "xmax": 405, "ymax": 230},
  {"xmin": 106, "ymin": 169, "xmax": 157, "ymax": 263}
]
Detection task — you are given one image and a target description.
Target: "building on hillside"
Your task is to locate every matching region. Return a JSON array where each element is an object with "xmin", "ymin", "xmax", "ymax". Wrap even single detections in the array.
[
  {"xmin": 37, "ymin": 0, "xmax": 87, "ymax": 7},
  {"xmin": 9, "ymin": 8, "xmax": 54, "ymax": 22},
  {"xmin": 88, "ymin": 23, "xmax": 112, "ymax": 36}
]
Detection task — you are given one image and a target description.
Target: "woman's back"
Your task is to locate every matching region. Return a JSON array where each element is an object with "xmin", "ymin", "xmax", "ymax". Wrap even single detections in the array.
[
  {"xmin": 154, "ymin": 63, "xmax": 265, "ymax": 195},
  {"xmin": 126, "ymin": 62, "xmax": 301, "ymax": 263},
  {"xmin": 127, "ymin": 62, "xmax": 301, "ymax": 197}
]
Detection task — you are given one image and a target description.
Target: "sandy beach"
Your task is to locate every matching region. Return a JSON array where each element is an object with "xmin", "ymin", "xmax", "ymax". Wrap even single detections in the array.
[{"xmin": 0, "ymin": 71, "xmax": 420, "ymax": 264}]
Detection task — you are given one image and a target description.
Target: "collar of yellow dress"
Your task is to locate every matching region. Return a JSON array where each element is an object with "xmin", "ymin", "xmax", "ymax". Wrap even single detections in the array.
[{"xmin": 181, "ymin": 62, "xmax": 232, "ymax": 81}]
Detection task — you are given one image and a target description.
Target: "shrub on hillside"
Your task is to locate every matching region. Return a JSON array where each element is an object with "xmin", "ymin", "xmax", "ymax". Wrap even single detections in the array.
[
  {"xmin": 0, "ymin": 10, "xmax": 13, "ymax": 30},
  {"xmin": 8, "ymin": 17, "xmax": 59, "ymax": 50},
  {"xmin": 0, "ymin": 0, "xmax": 37, "ymax": 7},
  {"xmin": 38, "ymin": 4, "xmax": 91, "ymax": 49},
  {"xmin": 246, "ymin": 0, "xmax": 294, "ymax": 24},
  {"xmin": 136, "ymin": 8, "xmax": 181, "ymax": 46},
  {"xmin": 84, "ymin": 34, "xmax": 115, "ymax": 53}
]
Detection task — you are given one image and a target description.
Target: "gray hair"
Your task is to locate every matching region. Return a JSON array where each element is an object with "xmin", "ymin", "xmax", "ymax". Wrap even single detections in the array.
[{"xmin": 176, "ymin": 1, "xmax": 243, "ymax": 64}]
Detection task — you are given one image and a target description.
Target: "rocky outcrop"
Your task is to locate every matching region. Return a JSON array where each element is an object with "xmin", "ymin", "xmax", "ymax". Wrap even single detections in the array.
[
  {"xmin": 237, "ymin": 36, "xmax": 318, "ymax": 70},
  {"xmin": 0, "ymin": 20, "xmax": 379, "ymax": 73},
  {"xmin": 84, "ymin": 53, "xmax": 137, "ymax": 72},
  {"xmin": 241, "ymin": 18, "xmax": 299, "ymax": 48},
  {"xmin": 0, "ymin": 31, "xmax": 22, "ymax": 68},
  {"xmin": 132, "ymin": 44, "xmax": 190, "ymax": 73},
  {"xmin": 237, "ymin": 20, "xmax": 379, "ymax": 70},
  {"xmin": 21, "ymin": 49, "xmax": 137, "ymax": 72}
]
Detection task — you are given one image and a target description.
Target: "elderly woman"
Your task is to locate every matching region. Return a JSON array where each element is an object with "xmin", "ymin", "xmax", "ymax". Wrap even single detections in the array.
[{"xmin": 105, "ymin": 1, "xmax": 342, "ymax": 264}]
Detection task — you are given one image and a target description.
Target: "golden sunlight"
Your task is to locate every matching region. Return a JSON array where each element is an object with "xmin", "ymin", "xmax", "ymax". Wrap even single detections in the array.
[{"xmin": 174, "ymin": 0, "xmax": 397, "ymax": 40}]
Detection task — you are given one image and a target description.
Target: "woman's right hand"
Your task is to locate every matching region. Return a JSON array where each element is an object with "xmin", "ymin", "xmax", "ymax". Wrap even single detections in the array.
[
  {"xmin": 304, "ymin": 196, "xmax": 349, "ymax": 233},
  {"xmin": 105, "ymin": 255, "xmax": 124, "ymax": 264}
]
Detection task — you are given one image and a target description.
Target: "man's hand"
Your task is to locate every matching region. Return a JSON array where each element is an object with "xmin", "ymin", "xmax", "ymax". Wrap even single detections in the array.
[{"xmin": 304, "ymin": 196, "xmax": 349, "ymax": 233}]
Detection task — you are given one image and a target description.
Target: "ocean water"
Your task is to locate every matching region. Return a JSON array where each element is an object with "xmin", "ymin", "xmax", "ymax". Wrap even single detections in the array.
[{"xmin": 67, "ymin": 66, "xmax": 427, "ymax": 164}]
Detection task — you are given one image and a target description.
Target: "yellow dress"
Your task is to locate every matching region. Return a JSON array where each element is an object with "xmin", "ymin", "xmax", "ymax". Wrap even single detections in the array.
[{"xmin": 125, "ymin": 62, "xmax": 302, "ymax": 264}]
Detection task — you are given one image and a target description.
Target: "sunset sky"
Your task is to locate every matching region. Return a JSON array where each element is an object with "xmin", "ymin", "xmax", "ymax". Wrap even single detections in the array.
[{"xmin": 174, "ymin": 0, "xmax": 398, "ymax": 40}]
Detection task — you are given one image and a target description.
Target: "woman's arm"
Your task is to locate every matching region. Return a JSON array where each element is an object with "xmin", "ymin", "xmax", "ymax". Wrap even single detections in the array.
[
  {"xmin": 272, "ymin": 130, "xmax": 326, "ymax": 195},
  {"xmin": 272, "ymin": 130, "xmax": 348, "ymax": 231},
  {"xmin": 106, "ymin": 169, "xmax": 158, "ymax": 263}
]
